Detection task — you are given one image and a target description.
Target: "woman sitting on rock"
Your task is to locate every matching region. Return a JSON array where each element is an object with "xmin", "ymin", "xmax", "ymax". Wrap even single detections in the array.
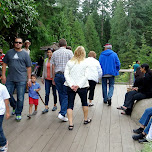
[{"xmin": 117, "ymin": 63, "xmax": 152, "ymax": 115}]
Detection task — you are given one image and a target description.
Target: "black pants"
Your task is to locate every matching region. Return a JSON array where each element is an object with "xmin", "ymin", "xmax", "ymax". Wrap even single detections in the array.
[
  {"xmin": 67, "ymin": 87, "xmax": 88, "ymax": 110},
  {"xmin": 87, "ymin": 80, "xmax": 96, "ymax": 100},
  {"xmin": 123, "ymin": 90, "xmax": 147, "ymax": 114}
]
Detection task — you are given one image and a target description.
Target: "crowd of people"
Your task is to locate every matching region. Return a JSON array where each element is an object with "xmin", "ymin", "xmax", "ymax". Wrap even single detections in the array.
[{"xmin": 0, "ymin": 37, "xmax": 152, "ymax": 151}]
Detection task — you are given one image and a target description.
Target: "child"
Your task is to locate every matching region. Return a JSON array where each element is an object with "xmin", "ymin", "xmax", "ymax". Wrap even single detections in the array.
[
  {"xmin": 27, "ymin": 74, "xmax": 40, "ymax": 118},
  {"xmin": 0, "ymin": 71, "xmax": 10, "ymax": 152}
]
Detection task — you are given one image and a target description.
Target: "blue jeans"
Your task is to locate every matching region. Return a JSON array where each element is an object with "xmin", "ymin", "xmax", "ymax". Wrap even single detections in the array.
[
  {"xmin": 0, "ymin": 115, "xmax": 6, "ymax": 147},
  {"xmin": 139, "ymin": 107, "xmax": 152, "ymax": 134},
  {"xmin": 6, "ymin": 81, "xmax": 26, "ymax": 116},
  {"xmin": 102, "ymin": 76, "xmax": 114, "ymax": 102},
  {"xmin": 54, "ymin": 74, "xmax": 68, "ymax": 116},
  {"xmin": 45, "ymin": 79, "xmax": 57, "ymax": 105}
]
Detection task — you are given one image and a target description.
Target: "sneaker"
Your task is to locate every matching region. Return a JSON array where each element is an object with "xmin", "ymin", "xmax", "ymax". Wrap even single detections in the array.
[
  {"xmin": 42, "ymin": 108, "xmax": 49, "ymax": 114},
  {"xmin": 52, "ymin": 106, "xmax": 57, "ymax": 111},
  {"xmin": 58, "ymin": 114, "xmax": 68, "ymax": 122},
  {"xmin": 32, "ymin": 111, "xmax": 37, "ymax": 115},
  {"xmin": 88, "ymin": 103, "xmax": 94, "ymax": 107},
  {"xmin": 27, "ymin": 114, "xmax": 32, "ymax": 119},
  {"xmin": 132, "ymin": 133, "xmax": 145, "ymax": 140},
  {"xmin": 16, "ymin": 115, "xmax": 21, "ymax": 122},
  {"xmin": 12, "ymin": 109, "xmax": 15, "ymax": 115},
  {"xmin": 107, "ymin": 99, "xmax": 111, "ymax": 106},
  {"xmin": 133, "ymin": 127, "xmax": 144, "ymax": 134},
  {"xmin": 0, "ymin": 143, "xmax": 8, "ymax": 152},
  {"xmin": 15, "ymin": 116, "xmax": 19, "ymax": 120}
]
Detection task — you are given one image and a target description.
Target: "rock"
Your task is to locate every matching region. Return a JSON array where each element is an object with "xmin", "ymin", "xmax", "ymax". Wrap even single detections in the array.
[{"xmin": 131, "ymin": 98, "xmax": 152, "ymax": 124}]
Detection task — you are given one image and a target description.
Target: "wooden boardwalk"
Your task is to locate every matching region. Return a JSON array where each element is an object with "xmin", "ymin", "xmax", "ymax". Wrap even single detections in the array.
[{"xmin": 3, "ymin": 78, "xmax": 143, "ymax": 152}]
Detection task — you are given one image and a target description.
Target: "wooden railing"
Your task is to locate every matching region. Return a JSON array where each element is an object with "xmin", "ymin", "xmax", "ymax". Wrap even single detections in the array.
[
  {"xmin": 117, "ymin": 69, "xmax": 134, "ymax": 85},
  {"xmin": 0, "ymin": 66, "xmax": 134, "ymax": 85}
]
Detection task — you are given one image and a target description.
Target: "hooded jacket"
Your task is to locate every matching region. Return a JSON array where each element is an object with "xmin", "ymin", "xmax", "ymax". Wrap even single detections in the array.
[{"xmin": 99, "ymin": 49, "xmax": 120, "ymax": 76}]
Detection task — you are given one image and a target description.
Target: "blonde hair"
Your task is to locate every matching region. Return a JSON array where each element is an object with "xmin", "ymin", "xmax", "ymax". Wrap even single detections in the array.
[
  {"xmin": 88, "ymin": 51, "xmax": 96, "ymax": 58},
  {"xmin": 71, "ymin": 46, "xmax": 86, "ymax": 63}
]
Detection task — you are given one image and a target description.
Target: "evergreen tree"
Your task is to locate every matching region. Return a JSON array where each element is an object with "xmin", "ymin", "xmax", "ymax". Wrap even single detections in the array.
[
  {"xmin": 139, "ymin": 34, "xmax": 152, "ymax": 67},
  {"xmin": 84, "ymin": 15, "xmax": 101, "ymax": 58},
  {"xmin": 110, "ymin": 0, "xmax": 127, "ymax": 53}
]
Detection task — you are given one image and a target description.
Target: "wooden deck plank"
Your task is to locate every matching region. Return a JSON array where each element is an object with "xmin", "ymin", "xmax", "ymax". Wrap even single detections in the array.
[
  {"xmin": 109, "ymin": 86, "xmax": 123, "ymax": 152},
  {"xmin": 41, "ymin": 95, "xmax": 84, "ymax": 152},
  {"xmin": 78, "ymin": 85, "xmax": 103, "ymax": 152},
  {"xmin": 2, "ymin": 80, "xmax": 144, "ymax": 152},
  {"xmin": 96, "ymin": 105, "xmax": 111, "ymax": 152},
  {"xmin": 117, "ymin": 85, "xmax": 136, "ymax": 152}
]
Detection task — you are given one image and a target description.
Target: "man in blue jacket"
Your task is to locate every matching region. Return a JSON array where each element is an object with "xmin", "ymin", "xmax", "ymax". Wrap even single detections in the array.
[{"xmin": 99, "ymin": 43, "xmax": 120, "ymax": 106}]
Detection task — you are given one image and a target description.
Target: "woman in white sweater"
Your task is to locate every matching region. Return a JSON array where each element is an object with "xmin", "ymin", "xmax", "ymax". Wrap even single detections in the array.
[
  {"xmin": 64, "ymin": 46, "xmax": 91, "ymax": 130},
  {"xmin": 86, "ymin": 51, "xmax": 102, "ymax": 106}
]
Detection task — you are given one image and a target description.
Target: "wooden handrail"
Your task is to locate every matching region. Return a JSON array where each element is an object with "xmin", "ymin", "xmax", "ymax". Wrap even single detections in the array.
[{"xmin": 118, "ymin": 69, "xmax": 134, "ymax": 85}]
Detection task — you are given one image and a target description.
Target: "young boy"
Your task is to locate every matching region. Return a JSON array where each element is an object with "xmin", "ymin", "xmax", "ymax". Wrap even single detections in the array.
[
  {"xmin": 0, "ymin": 71, "xmax": 10, "ymax": 152},
  {"xmin": 27, "ymin": 74, "xmax": 40, "ymax": 118}
]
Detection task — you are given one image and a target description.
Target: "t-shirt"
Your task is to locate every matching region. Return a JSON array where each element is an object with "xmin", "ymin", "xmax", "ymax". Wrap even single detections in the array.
[
  {"xmin": 46, "ymin": 62, "xmax": 52, "ymax": 80},
  {"xmin": 0, "ymin": 83, "xmax": 10, "ymax": 115},
  {"xmin": 3, "ymin": 49, "xmax": 32, "ymax": 82},
  {"xmin": 29, "ymin": 82, "xmax": 40, "ymax": 99},
  {"xmin": 133, "ymin": 64, "xmax": 140, "ymax": 72}
]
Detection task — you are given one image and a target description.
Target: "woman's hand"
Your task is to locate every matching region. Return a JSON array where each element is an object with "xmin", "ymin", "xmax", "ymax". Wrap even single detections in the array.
[
  {"xmin": 132, "ymin": 87, "xmax": 138, "ymax": 91},
  {"xmin": 71, "ymin": 85, "xmax": 79, "ymax": 92}
]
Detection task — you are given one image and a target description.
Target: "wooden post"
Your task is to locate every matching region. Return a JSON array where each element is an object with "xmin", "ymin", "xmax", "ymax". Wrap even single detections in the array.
[{"xmin": 129, "ymin": 71, "xmax": 133, "ymax": 85}]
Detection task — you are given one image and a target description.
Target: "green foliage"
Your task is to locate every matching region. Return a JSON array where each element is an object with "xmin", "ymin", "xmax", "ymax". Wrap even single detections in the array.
[
  {"xmin": 110, "ymin": 0, "xmax": 127, "ymax": 53},
  {"xmin": 84, "ymin": 15, "xmax": 101, "ymax": 58},
  {"xmin": 0, "ymin": 0, "xmax": 38, "ymax": 33},
  {"xmin": 141, "ymin": 142, "xmax": 152, "ymax": 152},
  {"xmin": 138, "ymin": 34, "xmax": 152, "ymax": 67},
  {"xmin": 115, "ymin": 72, "xmax": 130, "ymax": 83},
  {"xmin": 1, "ymin": 0, "xmax": 152, "ymax": 69},
  {"xmin": 0, "ymin": 0, "xmax": 14, "ymax": 29},
  {"xmin": 0, "ymin": 36, "xmax": 9, "ymax": 53}
]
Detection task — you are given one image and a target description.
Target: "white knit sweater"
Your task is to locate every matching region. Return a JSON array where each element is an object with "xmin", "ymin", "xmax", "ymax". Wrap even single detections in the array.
[
  {"xmin": 64, "ymin": 59, "xmax": 89, "ymax": 88},
  {"xmin": 85, "ymin": 57, "xmax": 102, "ymax": 82}
]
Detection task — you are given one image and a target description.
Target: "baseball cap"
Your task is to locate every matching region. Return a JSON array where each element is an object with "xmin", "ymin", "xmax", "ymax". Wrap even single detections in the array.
[{"xmin": 104, "ymin": 43, "xmax": 112, "ymax": 48}]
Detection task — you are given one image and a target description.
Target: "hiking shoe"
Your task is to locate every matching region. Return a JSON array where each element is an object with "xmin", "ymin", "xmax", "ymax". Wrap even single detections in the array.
[
  {"xmin": 52, "ymin": 106, "xmax": 57, "ymax": 111},
  {"xmin": 133, "ymin": 127, "xmax": 144, "ymax": 134},
  {"xmin": 58, "ymin": 114, "xmax": 68, "ymax": 122},
  {"xmin": 107, "ymin": 99, "xmax": 111, "ymax": 106},
  {"xmin": 42, "ymin": 108, "xmax": 49, "ymax": 114},
  {"xmin": 16, "ymin": 115, "xmax": 21, "ymax": 122},
  {"xmin": 132, "ymin": 133, "xmax": 145, "ymax": 140},
  {"xmin": 0, "ymin": 142, "xmax": 8, "ymax": 152},
  {"xmin": 32, "ymin": 111, "xmax": 37, "ymax": 115},
  {"xmin": 12, "ymin": 109, "xmax": 15, "ymax": 115},
  {"xmin": 27, "ymin": 114, "xmax": 32, "ymax": 119}
]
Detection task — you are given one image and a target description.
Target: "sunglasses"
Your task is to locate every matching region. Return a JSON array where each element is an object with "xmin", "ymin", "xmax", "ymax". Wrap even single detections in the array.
[{"xmin": 14, "ymin": 42, "xmax": 22, "ymax": 44}]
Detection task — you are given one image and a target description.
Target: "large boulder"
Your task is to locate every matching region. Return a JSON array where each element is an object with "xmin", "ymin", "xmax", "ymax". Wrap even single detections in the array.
[{"xmin": 131, "ymin": 98, "xmax": 152, "ymax": 124}]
